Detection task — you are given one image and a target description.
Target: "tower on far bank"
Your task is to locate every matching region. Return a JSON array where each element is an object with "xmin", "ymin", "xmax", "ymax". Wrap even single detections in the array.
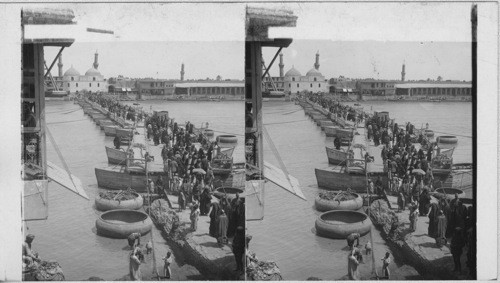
[
  {"xmin": 401, "ymin": 62, "xmax": 406, "ymax": 81},
  {"xmin": 181, "ymin": 63, "xmax": 185, "ymax": 81},
  {"xmin": 314, "ymin": 51, "xmax": 320, "ymax": 70},
  {"xmin": 279, "ymin": 53, "xmax": 284, "ymax": 77},
  {"xmin": 93, "ymin": 50, "xmax": 99, "ymax": 69},
  {"xmin": 58, "ymin": 54, "xmax": 63, "ymax": 77}
]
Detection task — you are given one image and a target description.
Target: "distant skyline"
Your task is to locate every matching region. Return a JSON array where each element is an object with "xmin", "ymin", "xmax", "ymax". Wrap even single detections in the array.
[
  {"xmin": 263, "ymin": 40, "xmax": 471, "ymax": 81},
  {"xmin": 45, "ymin": 41, "xmax": 243, "ymax": 80}
]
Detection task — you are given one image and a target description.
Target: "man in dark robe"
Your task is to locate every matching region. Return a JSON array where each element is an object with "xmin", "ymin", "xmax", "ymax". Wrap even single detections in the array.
[
  {"xmin": 209, "ymin": 202, "xmax": 221, "ymax": 238},
  {"xmin": 334, "ymin": 137, "xmax": 341, "ymax": 150},
  {"xmin": 419, "ymin": 189, "xmax": 431, "ymax": 216},
  {"xmin": 428, "ymin": 202, "xmax": 440, "ymax": 238},
  {"xmin": 113, "ymin": 135, "xmax": 121, "ymax": 149},
  {"xmin": 450, "ymin": 227, "xmax": 465, "ymax": 272},
  {"xmin": 232, "ymin": 226, "xmax": 245, "ymax": 272},
  {"xmin": 227, "ymin": 196, "xmax": 240, "ymax": 238},
  {"xmin": 200, "ymin": 188, "xmax": 212, "ymax": 216}
]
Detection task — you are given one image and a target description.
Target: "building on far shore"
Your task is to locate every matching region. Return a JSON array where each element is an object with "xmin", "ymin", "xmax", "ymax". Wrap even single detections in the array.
[
  {"xmin": 394, "ymin": 82, "xmax": 472, "ymax": 96},
  {"xmin": 263, "ymin": 52, "xmax": 329, "ymax": 94},
  {"xmin": 356, "ymin": 79, "xmax": 400, "ymax": 96},
  {"xmin": 329, "ymin": 76, "xmax": 357, "ymax": 95},
  {"xmin": 136, "ymin": 79, "xmax": 178, "ymax": 95},
  {"xmin": 58, "ymin": 51, "xmax": 107, "ymax": 94},
  {"xmin": 174, "ymin": 80, "xmax": 244, "ymax": 96}
]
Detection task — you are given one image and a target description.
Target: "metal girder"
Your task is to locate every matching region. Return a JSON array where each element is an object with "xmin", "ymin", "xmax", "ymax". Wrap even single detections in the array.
[
  {"xmin": 261, "ymin": 47, "xmax": 282, "ymax": 80},
  {"xmin": 44, "ymin": 46, "xmax": 65, "ymax": 78}
]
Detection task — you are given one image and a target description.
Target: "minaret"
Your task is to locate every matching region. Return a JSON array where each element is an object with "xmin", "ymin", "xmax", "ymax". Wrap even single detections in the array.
[
  {"xmin": 57, "ymin": 54, "xmax": 63, "ymax": 77},
  {"xmin": 401, "ymin": 62, "xmax": 406, "ymax": 81},
  {"xmin": 279, "ymin": 53, "xmax": 284, "ymax": 77},
  {"xmin": 314, "ymin": 50, "xmax": 320, "ymax": 70},
  {"xmin": 93, "ymin": 50, "xmax": 99, "ymax": 69},
  {"xmin": 180, "ymin": 63, "xmax": 185, "ymax": 81}
]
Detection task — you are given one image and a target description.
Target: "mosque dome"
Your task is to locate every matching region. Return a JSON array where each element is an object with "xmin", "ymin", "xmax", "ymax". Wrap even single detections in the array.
[
  {"xmin": 85, "ymin": 67, "xmax": 101, "ymax": 76},
  {"xmin": 63, "ymin": 66, "xmax": 80, "ymax": 77},
  {"xmin": 306, "ymin": 68, "xmax": 322, "ymax": 77},
  {"xmin": 285, "ymin": 66, "xmax": 302, "ymax": 77}
]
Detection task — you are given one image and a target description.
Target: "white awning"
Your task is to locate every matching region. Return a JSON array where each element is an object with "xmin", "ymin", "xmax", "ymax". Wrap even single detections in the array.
[
  {"xmin": 264, "ymin": 161, "xmax": 306, "ymax": 200},
  {"xmin": 47, "ymin": 161, "xmax": 89, "ymax": 200}
]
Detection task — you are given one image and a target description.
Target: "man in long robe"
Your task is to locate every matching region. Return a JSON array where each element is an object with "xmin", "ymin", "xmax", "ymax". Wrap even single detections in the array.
[
  {"xmin": 129, "ymin": 247, "xmax": 142, "ymax": 281},
  {"xmin": 436, "ymin": 210, "xmax": 447, "ymax": 247},
  {"xmin": 217, "ymin": 210, "xmax": 229, "ymax": 244},
  {"xmin": 428, "ymin": 203, "xmax": 439, "ymax": 238},
  {"xmin": 347, "ymin": 249, "xmax": 360, "ymax": 280},
  {"xmin": 209, "ymin": 202, "xmax": 221, "ymax": 238}
]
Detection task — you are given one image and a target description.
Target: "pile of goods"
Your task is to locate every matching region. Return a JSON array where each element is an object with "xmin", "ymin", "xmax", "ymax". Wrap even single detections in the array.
[
  {"xmin": 366, "ymin": 199, "xmax": 404, "ymax": 241},
  {"xmin": 318, "ymin": 190, "xmax": 357, "ymax": 201},
  {"xmin": 99, "ymin": 188, "xmax": 137, "ymax": 201},
  {"xmin": 147, "ymin": 199, "xmax": 180, "ymax": 236},
  {"xmin": 246, "ymin": 252, "xmax": 283, "ymax": 281},
  {"xmin": 27, "ymin": 260, "xmax": 65, "ymax": 281}
]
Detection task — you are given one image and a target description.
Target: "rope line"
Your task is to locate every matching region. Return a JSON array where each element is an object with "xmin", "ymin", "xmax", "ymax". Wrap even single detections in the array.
[
  {"xmin": 431, "ymin": 131, "xmax": 472, "ymax": 138},
  {"xmin": 47, "ymin": 119, "xmax": 87, "ymax": 125},
  {"xmin": 263, "ymin": 119, "xmax": 309, "ymax": 126}
]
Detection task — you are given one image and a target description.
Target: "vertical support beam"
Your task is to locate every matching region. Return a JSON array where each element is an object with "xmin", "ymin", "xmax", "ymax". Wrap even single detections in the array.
[
  {"xmin": 248, "ymin": 41, "xmax": 263, "ymax": 172},
  {"xmin": 470, "ymin": 5, "xmax": 477, "ymax": 279},
  {"xmin": 35, "ymin": 44, "xmax": 47, "ymax": 177}
]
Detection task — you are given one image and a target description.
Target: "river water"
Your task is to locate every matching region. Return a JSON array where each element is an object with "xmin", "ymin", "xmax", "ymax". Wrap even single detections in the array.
[
  {"xmin": 25, "ymin": 100, "xmax": 243, "ymax": 280},
  {"xmin": 246, "ymin": 101, "xmax": 472, "ymax": 280}
]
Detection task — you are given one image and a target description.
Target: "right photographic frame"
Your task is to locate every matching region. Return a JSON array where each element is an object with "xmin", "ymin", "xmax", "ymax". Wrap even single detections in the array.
[{"xmin": 244, "ymin": 3, "xmax": 495, "ymax": 281}]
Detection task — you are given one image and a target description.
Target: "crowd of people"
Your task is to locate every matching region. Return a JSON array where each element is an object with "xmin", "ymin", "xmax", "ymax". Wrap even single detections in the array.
[
  {"xmin": 82, "ymin": 93, "xmax": 246, "ymax": 278},
  {"xmin": 304, "ymin": 93, "xmax": 475, "ymax": 277},
  {"xmin": 305, "ymin": 93, "xmax": 365, "ymax": 123}
]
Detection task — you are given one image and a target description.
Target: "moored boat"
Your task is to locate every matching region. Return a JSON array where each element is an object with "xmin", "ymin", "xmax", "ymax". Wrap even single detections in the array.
[
  {"xmin": 203, "ymin": 128, "xmax": 214, "ymax": 137},
  {"xmin": 95, "ymin": 209, "xmax": 152, "ymax": 238},
  {"xmin": 116, "ymin": 128, "xmax": 134, "ymax": 140},
  {"xmin": 436, "ymin": 135, "xmax": 458, "ymax": 149},
  {"xmin": 103, "ymin": 125, "xmax": 118, "ymax": 136},
  {"xmin": 105, "ymin": 146, "xmax": 129, "ymax": 165},
  {"xmin": 315, "ymin": 210, "xmax": 372, "ymax": 239},
  {"xmin": 95, "ymin": 166, "xmax": 161, "ymax": 192},
  {"xmin": 99, "ymin": 120, "xmax": 116, "ymax": 130},
  {"xmin": 315, "ymin": 165, "xmax": 387, "ymax": 193},
  {"xmin": 325, "ymin": 146, "xmax": 353, "ymax": 165},
  {"xmin": 319, "ymin": 120, "xmax": 336, "ymax": 130},
  {"xmin": 213, "ymin": 187, "xmax": 245, "ymax": 200},
  {"xmin": 314, "ymin": 192, "xmax": 363, "ymax": 212},
  {"xmin": 324, "ymin": 126, "xmax": 354, "ymax": 139},
  {"xmin": 315, "ymin": 118, "xmax": 330, "ymax": 127},
  {"xmin": 95, "ymin": 191, "xmax": 144, "ymax": 211},
  {"xmin": 216, "ymin": 135, "xmax": 238, "ymax": 148},
  {"xmin": 434, "ymin": 187, "xmax": 466, "ymax": 200}
]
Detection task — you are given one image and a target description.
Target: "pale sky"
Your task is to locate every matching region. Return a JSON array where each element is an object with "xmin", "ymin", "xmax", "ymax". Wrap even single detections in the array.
[
  {"xmin": 263, "ymin": 40, "xmax": 471, "ymax": 81},
  {"xmin": 31, "ymin": 2, "xmax": 475, "ymax": 81},
  {"xmin": 44, "ymin": 41, "xmax": 244, "ymax": 80},
  {"xmin": 255, "ymin": 2, "xmax": 474, "ymax": 81}
]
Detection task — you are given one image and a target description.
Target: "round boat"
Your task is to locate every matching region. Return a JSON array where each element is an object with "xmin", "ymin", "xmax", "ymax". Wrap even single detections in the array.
[
  {"xmin": 315, "ymin": 210, "xmax": 371, "ymax": 239},
  {"xmin": 95, "ymin": 192, "xmax": 144, "ymax": 211},
  {"xmin": 203, "ymin": 129, "xmax": 214, "ymax": 137},
  {"xmin": 216, "ymin": 135, "xmax": 238, "ymax": 148},
  {"xmin": 424, "ymin": 129, "xmax": 434, "ymax": 138},
  {"xmin": 213, "ymin": 187, "xmax": 244, "ymax": 200},
  {"xmin": 96, "ymin": 209, "xmax": 152, "ymax": 238},
  {"xmin": 435, "ymin": 188, "xmax": 466, "ymax": 200},
  {"xmin": 436, "ymin": 136, "xmax": 458, "ymax": 149},
  {"xmin": 314, "ymin": 193, "xmax": 363, "ymax": 212}
]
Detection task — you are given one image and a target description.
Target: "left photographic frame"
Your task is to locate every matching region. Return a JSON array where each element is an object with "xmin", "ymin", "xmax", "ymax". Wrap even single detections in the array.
[{"xmin": 17, "ymin": 3, "xmax": 245, "ymax": 281}]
